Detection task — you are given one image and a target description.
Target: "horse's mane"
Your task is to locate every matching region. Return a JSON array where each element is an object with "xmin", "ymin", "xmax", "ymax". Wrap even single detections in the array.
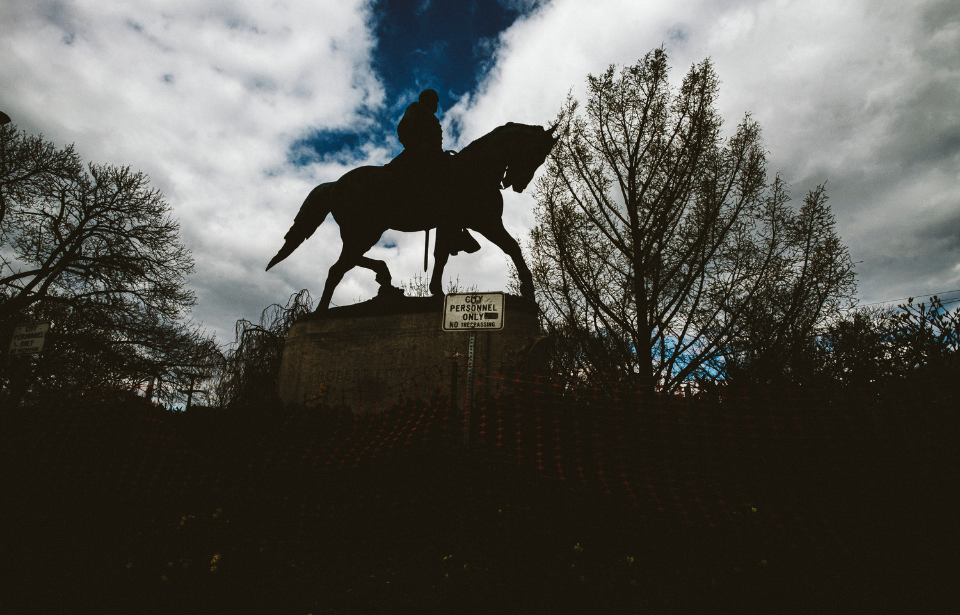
[{"xmin": 458, "ymin": 122, "xmax": 539, "ymax": 158}]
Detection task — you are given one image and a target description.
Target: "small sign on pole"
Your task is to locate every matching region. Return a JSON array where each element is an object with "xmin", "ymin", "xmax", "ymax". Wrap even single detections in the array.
[
  {"xmin": 8, "ymin": 322, "xmax": 51, "ymax": 356},
  {"xmin": 441, "ymin": 292, "xmax": 504, "ymax": 331},
  {"xmin": 442, "ymin": 293, "xmax": 505, "ymax": 445}
]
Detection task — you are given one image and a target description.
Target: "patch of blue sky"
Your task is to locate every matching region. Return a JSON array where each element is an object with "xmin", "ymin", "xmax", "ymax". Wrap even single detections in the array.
[
  {"xmin": 287, "ymin": 130, "xmax": 366, "ymax": 166},
  {"xmin": 655, "ymin": 335, "xmax": 725, "ymax": 381},
  {"xmin": 293, "ymin": 0, "xmax": 540, "ymax": 165}
]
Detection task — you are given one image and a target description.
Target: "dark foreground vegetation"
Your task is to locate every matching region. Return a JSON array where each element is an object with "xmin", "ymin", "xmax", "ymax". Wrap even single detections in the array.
[{"xmin": 3, "ymin": 377, "xmax": 954, "ymax": 615}]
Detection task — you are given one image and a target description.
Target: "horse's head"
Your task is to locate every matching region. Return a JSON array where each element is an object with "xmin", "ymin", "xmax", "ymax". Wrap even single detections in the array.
[{"xmin": 501, "ymin": 122, "xmax": 559, "ymax": 193}]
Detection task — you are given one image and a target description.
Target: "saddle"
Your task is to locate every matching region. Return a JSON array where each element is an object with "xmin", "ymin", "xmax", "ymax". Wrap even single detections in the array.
[{"xmin": 386, "ymin": 149, "xmax": 480, "ymax": 256}]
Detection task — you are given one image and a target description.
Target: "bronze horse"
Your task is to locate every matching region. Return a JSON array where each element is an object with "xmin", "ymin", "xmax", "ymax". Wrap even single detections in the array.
[{"xmin": 266, "ymin": 122, "xmax": 558, "ymax": 310}]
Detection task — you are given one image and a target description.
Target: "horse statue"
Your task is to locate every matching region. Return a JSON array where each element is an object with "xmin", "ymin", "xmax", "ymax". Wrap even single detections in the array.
[{"xmin": 266, "ymin": 122, "xmax": 558, "ymax": 311}]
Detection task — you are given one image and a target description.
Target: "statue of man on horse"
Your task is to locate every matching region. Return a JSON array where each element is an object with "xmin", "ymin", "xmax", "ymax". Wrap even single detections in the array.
[
  {"xmin": 387, "ymin": 89, "xmax": 481, "ymax": 259},
  {"xmin": 266, "ymin": 90, "xmax": 559, "ymax": 311}
]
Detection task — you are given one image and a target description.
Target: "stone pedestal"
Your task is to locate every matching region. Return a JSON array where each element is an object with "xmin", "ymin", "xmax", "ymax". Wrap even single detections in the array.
[{"xmin": 276, "ymin": 295, "xmax": 543, "ymax": 407}]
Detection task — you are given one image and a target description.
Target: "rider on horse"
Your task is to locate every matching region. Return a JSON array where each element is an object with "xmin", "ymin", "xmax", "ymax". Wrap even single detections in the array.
[
  {"xmin": 396, "ymin": 89, "xmax": 444, "ymax": 163},
  {"xmin": 388, "ymin": 89, "xmax": 480, "ymax": 256}
]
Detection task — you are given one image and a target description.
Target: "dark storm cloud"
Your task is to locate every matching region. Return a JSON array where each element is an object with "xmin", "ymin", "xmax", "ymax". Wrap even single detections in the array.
[{"xmin": 915, "ymin": 207, "xmax": 960, "ymax": 262}]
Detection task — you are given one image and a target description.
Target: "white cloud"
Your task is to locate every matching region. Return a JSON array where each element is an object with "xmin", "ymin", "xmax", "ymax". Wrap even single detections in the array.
[
  {"xmin": 1, "ymin": 0, "xmax": 387, "ymax": 340},
  {"xmin": 449, "ymin": 0, "xmax": 960, "ymax": 306}
]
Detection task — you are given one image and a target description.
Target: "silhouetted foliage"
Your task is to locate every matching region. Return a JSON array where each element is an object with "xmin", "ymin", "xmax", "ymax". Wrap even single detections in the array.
[
  {"xmin": 817, "ymin": 296, "xmax": 958, "ymax": 390},
  {"xmin": 2, "ymin": 298, "xmax": 222, "ymax": 408},
  {"xmin": 0, "ymin": 124, "xmax": 81, "ymax": 227},
  {"xmin": 718, "ymin": 184, "xmax": 858, "ymax": 385},
  {"xmin": 720, "ymin": 295, "xmax": 959, "ymax": 399},
  {"xmin": 0, "ymin": 124, "xmax": 217, "ymax": 405},
  {"xmin": 886, "ymin": 297, "xmax": 959, "ymax": 383},
  {"xmin": 809, "ymin": 307, "xmax": 892, "ymax": 389},
  {"xmin": 213, "ymin": 290, "xmax": 314, "ymax": 411},
  {"xmin": 530, "ymin": 48, "xmax": 855, "ymax": 390}
]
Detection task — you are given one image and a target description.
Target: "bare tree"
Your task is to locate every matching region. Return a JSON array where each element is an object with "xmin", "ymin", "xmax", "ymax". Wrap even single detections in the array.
[
  {"xmin": 530, "ymin": 48, "xmax": 855, "ymax": 389},
  {"xmin": 0, "ymin": 125, "xmax": 82, "ymax": 228},
  {"xmin": 720, "ymin": 184, "xmax": 858, "ymax": 383},
  {"xmin": 0, "ymin": 123, "xmax": 214, "ymax": 401}
]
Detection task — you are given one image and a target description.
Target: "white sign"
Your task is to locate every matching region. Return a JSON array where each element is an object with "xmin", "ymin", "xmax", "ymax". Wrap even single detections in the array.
[
  {"xmin": 9, "ymin": 322, "xmax": 51, "ymax": 356},
  {"xmin": 442, "ymin": 292, "xmax": 505, "ymax": 331}
]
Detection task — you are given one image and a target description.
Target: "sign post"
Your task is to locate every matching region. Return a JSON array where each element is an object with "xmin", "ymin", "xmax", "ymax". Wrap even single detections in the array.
[{"xmin": 442, "ymin": 293, "xmax": 505, "ymax": 444}]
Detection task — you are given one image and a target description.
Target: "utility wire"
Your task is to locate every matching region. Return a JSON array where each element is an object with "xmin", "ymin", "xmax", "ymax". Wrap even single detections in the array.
[{"xmin": 853, "ymin": 288, "xmax": 960, "ymax": 309}]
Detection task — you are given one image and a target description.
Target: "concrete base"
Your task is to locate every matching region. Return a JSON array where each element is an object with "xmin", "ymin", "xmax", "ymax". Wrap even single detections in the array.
[{"xmin": 276, "ymin": 294, "xmax": 544, "ymax": 407}]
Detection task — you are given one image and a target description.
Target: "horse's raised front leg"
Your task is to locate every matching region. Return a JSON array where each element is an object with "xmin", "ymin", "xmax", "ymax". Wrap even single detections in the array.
[
  {"xmin": 473, "ymin": 221, "xmax": 535, "ymax": 301},
  {"xmin": 357, "ymin": 256, "xmax": 404, "ymax": 299}
]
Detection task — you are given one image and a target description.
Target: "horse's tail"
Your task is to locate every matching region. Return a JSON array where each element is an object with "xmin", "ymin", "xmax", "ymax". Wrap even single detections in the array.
[{"xmin": 265, "ymin": 182, "xmax": 334, "ymax": 271}]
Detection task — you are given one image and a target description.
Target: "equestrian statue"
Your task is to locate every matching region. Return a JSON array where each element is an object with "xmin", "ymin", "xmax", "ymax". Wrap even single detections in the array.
[{"xmin": 266, "ymin": 89, "xmax": 558, "ymax": 311}]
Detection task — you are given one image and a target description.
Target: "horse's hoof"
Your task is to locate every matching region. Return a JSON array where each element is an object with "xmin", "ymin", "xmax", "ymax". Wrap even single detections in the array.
[{"xmin": 375, "ymin": 285, "xmax": 406, "ymax": 300}]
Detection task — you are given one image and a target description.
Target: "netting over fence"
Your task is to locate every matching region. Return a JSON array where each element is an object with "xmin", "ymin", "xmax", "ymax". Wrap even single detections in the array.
[{"xmin": 3, "ymin": 358, "xmax": 954, "ymax": 557}]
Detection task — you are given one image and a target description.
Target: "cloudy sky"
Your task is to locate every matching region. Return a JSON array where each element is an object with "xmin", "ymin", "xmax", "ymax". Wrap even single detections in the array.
[{"xmin": 2, "ymin": 0, "xmax": 958, "ymax": 344}]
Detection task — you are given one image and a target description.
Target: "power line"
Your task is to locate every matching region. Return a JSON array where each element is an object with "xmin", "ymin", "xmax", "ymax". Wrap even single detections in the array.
[{"xmin": 854, "ymin": 288, "xmax": 960, "ymax": 309}]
